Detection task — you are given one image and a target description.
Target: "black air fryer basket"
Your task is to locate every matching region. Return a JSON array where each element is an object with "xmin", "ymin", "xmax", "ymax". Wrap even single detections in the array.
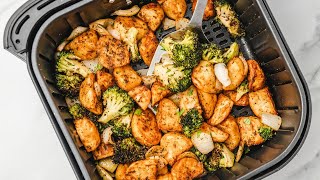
[{"xmin": 4, "ymin": 0, "xmax": 312, "ymax": 179}]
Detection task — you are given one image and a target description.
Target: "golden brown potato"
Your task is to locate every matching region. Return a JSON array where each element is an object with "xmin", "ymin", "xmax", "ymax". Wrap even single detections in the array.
[
  {"xmin": 128, "ymin": 85, "xmax": 151, "ymax": 110},
  {"xmin": 126, "ymin": 159, "xmax": 157, "ymax": 180},
  {"xmin": 224, "ymin": 57, "xmax": 247, "ymax": 90},
  {"xmin": 213, "ymin": 79, "xmax": 224, "ymax": 94},
  {"xmin": 114, "ymin": 16, "xmax": 149, "ymax": 40},
  {"xmin": 168, "ymin": 92, "xmax": 183, "ymax": 107},
  {"xmin": 197, "ymin": 89, "xmax": 217, "ymax": 119},
  {"xmin": 192, "ymin": 0, "xmax": 215, "ymax": 20},
  {"xmin": 160, "ymin": 132, "xmax": 193, "ymax": 165},
  {"xmin": 115, "ymin": 164, "xmax": 129, "ymax": 180},
  {"xmin": 237, "ymin": 116, "xmax": 265, "ymax": 146},
  {"xmin": 158, "ymin": 166, "xmax": 169, "ymax": 176},
  {"xmin": 97, "ymin": 34, "xmax": 130, "ymax": 69},
  {"xmin": 249, "ymin": 87, "xmax": 277, "ymax": 118},
  {"xmin": 179, "ymin": 86, "xmax": 202, "ymax": 116},
  {"xmin": 217, "ymin": 116, "xmax": 240, "ymax": 151},
  {"xmin": 151, "ymin": 81, "xmax": 171, "ymax": 106},
  {"xmin": 224, "ymin": 90, "xmax": 249, "ymax": 106},
  {"xmin": 113, "ymin": 65, "xmax": 142, "ymax": 92},
  {"xmin": 208, "ymin": 94, "xmax": 234, "ymax": 126},
  {"xmin": 96, "ymin": 70, "xmax": 114, "ymax": 92},
  {"xmin": 139, "ymin": 31, "xmax": 159, "ymax": 66},
  {"xmin": 192, "ymin": 61, "xmax": 216, "ymax": 93},
  {"xmin": 171, "ymin": 158, "xmax": 204, "ymax": 180},
  {"xmin": 132, "ymin": 109, "xmax": 162, "ymax": 146},
  {"xmin": 65, "ymin": 30, "xmax": 98, "ymax": 60},
  {"xmin": 176, "ymin": 152, "xmax": 198, "ymax": 161},
  {"xmin": 74, "ymin": 117, "xmax": 100, "ymax": 152},
  {"xmin": 156, "ymin": 98, "xmax": 183, "ymax": 132},
  {"xmin": 158, "ymin": 173, "xmax": 174, "ymax": 180},
  {"xmin": 162, "ymin": 0, "xmax": 187, "ymax": 20},
  {"xmin": 247, "ymin": 60, "xmax": 266, "ymax": 91},
  {"xmin": 138, "ymin": 3, "xmax": 165, "ymax": 31},
  {"xmin": 200, "ymin": 122, "xmax": 229, "ymax": 142},
  {"xmin": 92, "ymin": 143, "xmax": 114, "ymax": 160},
  {"xmin": 79, "ymin": 73, "xmax": 103, "ymax": 115}
]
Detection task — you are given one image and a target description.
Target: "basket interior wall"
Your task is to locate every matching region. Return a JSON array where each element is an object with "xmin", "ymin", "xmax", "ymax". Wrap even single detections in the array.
[{"xmin": 34, "ymin": 0, "xmax": 303, "ymax": 179}]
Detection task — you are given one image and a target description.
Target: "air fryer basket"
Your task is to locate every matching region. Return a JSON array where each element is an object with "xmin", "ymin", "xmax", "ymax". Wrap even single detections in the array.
[{"xmin": 4, "ymin": 0, "xmax": 311, "ymax": 179}]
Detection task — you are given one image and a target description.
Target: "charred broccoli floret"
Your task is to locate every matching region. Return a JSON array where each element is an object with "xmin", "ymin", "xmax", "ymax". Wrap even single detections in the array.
[
  {"xmin": 223, "ymin": 42, "xmax": 240, "ymax": 62},
  {"xmin": 191, "ymin": 147, "xmax": 208, "ymax": 162},
  {"xmin": 98, "ymin": 86, "xmax": 134, "ymax": 124},
  {"xmin": 258, "ymin": 126, "xmax": 273, "ymax": 141},
  {"xmin": 112, "ymin": 121, "xmax": 132, "ymax": 141},
  {"xmin": 191, "ymin": 146, "xmax": 219, "ymax": 172},
  {"xmin": 201, "ymin": 43, "xmax": 225, "ymax": 64},
  {"xmin": 181, "ymin": 108, "xmax": 204, "ymax": 138},
  {"xmin": 123, "ymin": 27, "xmax": 141, "ymax": 62},
  {"xmin": 56, "ymin": 73, "xmax": 84, "ymax": 97},
  {"xmin": 56, "ymin": 51, "xmax": 91, "ymax": 77},
  {"xmin": 161, "ymin": 30, "xmax": 201, "ymax": 68},
  {"xmin": 236, "ymin": 80, "xmax": 249, "ymax": 101},
  {"xmin": 215, "ymin": 0, "xmax": 245, "ymax": 38},
  {"xmin": 112, "ymin": 137, "xmax": 147, "ymax": 164},
  {"xmin": 154, "ymin": 62, "xmax": 192, "ymax": 93}
]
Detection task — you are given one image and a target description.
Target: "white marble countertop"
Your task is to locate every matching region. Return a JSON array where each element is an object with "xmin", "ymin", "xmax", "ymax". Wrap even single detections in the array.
[{"xmin": 0, "ymin": 0, "xmax": 319, "ymax": 179}]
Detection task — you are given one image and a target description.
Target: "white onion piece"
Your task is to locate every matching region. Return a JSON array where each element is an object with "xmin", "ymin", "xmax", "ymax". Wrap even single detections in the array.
[
  {"xmin": 191, "ymin": 131, "xmax": 214, "ymax": 154},
  {"xmin": 111, "ymin": 5, "xmax": 140, "ymax": 16},
  {"xmin": 67, "ymin": 26, "xmax": 88, "ymax": 41},
  {"xmin": 214, "ymin": 63, "xmax": 231, "ymax": 87},
  {"xmin": 107, "ymin": 25, "xmax": 121, "ymax": 40},
  {"xmin": 57, "ymin": 40, "xmax": 69, "ymax": 52},
  {"xmin": 102, "ymin": 127, "xmax": 115, "ymax": 145},
  {"xmin": 261, "ymin": 113, "xmax": 282, "ymax": 131},
  {"xmin": 90, "ymin": 19, "xmax": 114, "ymax": 28},
  {"xmin": 163, "ymin": 18, "xmax": 175, "ymax": 30},
  {"xmin": 175, "ymin": 18, "xmax": 190, "ymax": 30},
  {"xmin": 82, "ymin": 59, "xmax": 99, "ymax": 72}
]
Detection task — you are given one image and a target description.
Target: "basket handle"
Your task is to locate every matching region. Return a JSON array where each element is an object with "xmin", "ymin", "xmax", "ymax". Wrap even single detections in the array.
[{"xmin": 3, "ymin": 0, "xmax": 78, "ymax": 62}]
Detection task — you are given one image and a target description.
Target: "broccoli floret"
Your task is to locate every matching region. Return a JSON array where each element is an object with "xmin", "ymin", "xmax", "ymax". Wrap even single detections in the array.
[
  {"xmin": 217, "ymin": 143, "xmax": 235, "ymax": 168},
  {"xmin": 56, "ymin": 73, "xmax": 84, "ymax": 97},
  {"xmin": 154, "ymin": 62, "xmax": 192, "ymax": 93},
  {"xmin": 191, "ymin": 147, "xmax": 208, "ymax": 162},
  {"xmin": 112, "ymin": 137, "xmax": 147, "ymax": 164},
  {"xmin": 112, "ymin": 120, "xmax": 132, "ymax": 141},
  {"xmin": 236, "ymin": 80, "xmax": 249, "ymax": 101},
  {"xmin": 258, "ymin": 126, "xmax": 273, "ymax": 140},
  {"xmin": 181, "ymin": 109, "xmax": 204, "ymax": 138},
  {"xmin": 191, "ymin": 146, "xmax": 219, "ymax": 173},
  {"xmin": 215, "ymin": 0, "xmax": 245, "ymax": 38},
  {"xmin": 201, "ymin": 43, "xmax": 225, "ymax": 64},
  {"xmin": 161, "ymin": 30, "xmax": 201, "ymax": 68},
  {"xmin": 122, "ymin": 27, "xmax": 141, "ymax": 62},
  {"xmin": 56, "ymin": 51, "xmax": 91, "ymax": 77},
  {"xmin": 223, "ymin": 42, "xmax": 240, "ymax": 62},
  {"xmin": 98, "ymin": 86, "xmax": 134, "ymax": 124}
]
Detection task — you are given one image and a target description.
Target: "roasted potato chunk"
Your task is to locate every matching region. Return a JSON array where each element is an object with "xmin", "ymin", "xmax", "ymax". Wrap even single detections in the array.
[
  {"xmin": 79, "ymin": 73, "xmax": 103, "ymax": 115},
  {"xmin": 224, "ymin": 90, "xmax": 249, "ymax": 106},
  {"xmin": 126, "ymin": 159, "xmax": 157, "ymax": 180},
  {"xmin": 114, "ymin": 16, "xmax": 149, "ymax": 40},
  {"xmin": 208, "ymin": 94, "xmax": 234, "ymax": 126},
  {"xmin": 217, "ymin": 116, "xmax": 240, "ymax": 151},
  {"xmin": 96, "ymin": 70, "xmax": 114, "ymax": 92},
  {"xmin": 249, "ymin": 87, "xmax": 277, "ymax": 118},
  {"xmin": 115, "ymin": 164, "xmax": 129, "ymax": 180},
  {"xmin": 160, "ymin": 132, "xmax": 193, "ymax": 165},
  {"xmin": 97, "ymin": 34, "xmax": 130, "ymax": 69},
  {"xmin": 248, "ymin": 60, "xmax": 266, "ymax": 91},
  {"xmin": 192, "ymin": 61, "xmax": 216, "ymax": 93},
  {"xmin": 92, "ymin": 143, "xmax": 114, "ymax": 160},
  {"xmin": 171, "ymin": 158, "xmax": 204, "ymax": 180},
  {"xmin": 132, "ymin": 109, "xmax": 162, "ymax": 146},
  {"xmin": 156, "ymin": 98, "xmax": 183, "ymax": 132},
  {"xmin": 128, "ymin": 85, "xmax": 151, "ymax": 110},
  {"xmin": 113, "ymin": 65, "xmax": 142, "ymax": 91},
  {"xmin": 65, "ymin": 30, "xmax": 98, "ymax": 60},
  {"xmin": 151, "ymin": 81, "xmax": 171, "ymax": 106},
  {"xmin": 192, "ymin": 0, "xmax": 215, "ymax": 20},
  {"xmin": 158, "ymin": 173, "xmax": 174, "ymax": 180},
  {"xmin": 162, "ymin": 0, "xmax": 187, "ymax": 20},
  {"xmin": 237, "ymin": 116, "xmax": 265, "ymax": 146},
  {"xmin": 200, "ymin": 122, "xmax": 229, "ymax": 142},
  {"xmin": 138, "ymin": 3, "xmax": 165, "ymax": 31},
  {"xmin": 74, "ymin": 117, "xmax": 100, "ymax": 152},
  {"xmin": 224, "ymin": 57, "xmax": 247, "ymax": 90},
  {"xmin": 139, "ymin": 31, "xmax": 159, "ymax": 66},
  {"xmin": 197, "ymin": 89, "xmax": 217, "ymax": 119},
  {"xmin": 179, "ymin": 86, "xmax": 202, "ymax": 116}
]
